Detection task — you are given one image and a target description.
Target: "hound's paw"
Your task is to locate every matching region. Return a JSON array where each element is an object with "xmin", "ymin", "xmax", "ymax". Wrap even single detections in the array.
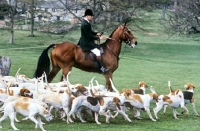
[
  {"xmin": 111, "ymin": 115, "xmax": 116, "ymax": 118},
  {"xmin": 96, "ymin": 122, "xmax": 101, "ymax": 125},
  {"xmin": 106, "ymin": 121, "xmax": 110, "ymax": 123},
  {"xmin": 135, "ymin": 116, "xmax": 143, "ymax": 120},
  {"xmin": 15, "ymin": 119, "xmax": 21, "ymax": 123},
  {"xmin": 152, "ymin": 119, "xmax": 156, "ymax": 122},
  {"xmin": 62, "ymin": 118, "xmax": 66, "ymax": 121},
  {"xmin": 42, "ymin": 122, "xmax": 46, "ymax": 125},
  {"xmin": 81, "ymin": 120, "xmax": 87, "ymax": 123},
  {"xmin": 127, "ymin": 120, "xmax": 132, "ymax": 122},
  {"xmin": 22, "ymin": 117, "xmax": 29, "ymax": 121}
]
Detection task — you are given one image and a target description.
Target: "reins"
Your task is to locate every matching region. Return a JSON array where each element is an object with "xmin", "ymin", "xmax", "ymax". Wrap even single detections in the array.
[
  {"xmin": 106, "ymin": 43, "xmax": 120, "ymax": 60},
  {"xmin": 104, "ymin": 36, "xmax": 129, "ymax": 60}
]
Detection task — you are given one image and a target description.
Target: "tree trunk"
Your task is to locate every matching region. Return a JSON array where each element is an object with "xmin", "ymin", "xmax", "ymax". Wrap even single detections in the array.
[
  {"xmin": 29, "ymin": 0, "xmax": 34, "ymax": 37},
  {"xmin": 174, "ymin": 0, "xmax": 180, "ymax": 36},
  {"xmin": 0, "ymin": 56, "xmax": 11, "ymax": 76},
  {"xmin": 9, "ymin": 13, "xmax": 14, "ymax": 44},
  {"xmin": 8, "ymin": 0, "xmax": 17, "ymax": 44},
  {"xmin": 161, "ymin": 5, "xmax": 166, "ymax": 19}
]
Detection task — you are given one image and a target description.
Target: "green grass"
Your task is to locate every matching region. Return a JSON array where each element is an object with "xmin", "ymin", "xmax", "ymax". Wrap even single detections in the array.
[{"xmin": 0, "ymin": 10, "xmax": 200, "ymax": 131}]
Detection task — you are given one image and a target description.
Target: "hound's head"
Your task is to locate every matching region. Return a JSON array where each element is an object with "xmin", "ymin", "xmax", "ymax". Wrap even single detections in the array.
[
  {"xmin": 67, "ymin": 84, "xmax": 79, "ymax": 93},
  {"xmin": 138, "ymin": 81, "xmax": 148, "ymax": 88},
  {"xmin": 150, "ymin": 93, "xmax": 159, "ymax": 101},
  {"xmin": 43, "ymin": 109, "xmax": 53, "ymax": 122},
  {"xmin": 113, "ymin": 97, "xmax": 124, "ymax": 109},
  {"xmin": 75, "ymin": 84, "xmax": 88, "ymax": 96},
  {"xmin": 19, "ymin": 88, "xmax": 33, "ymax": 98},
  {"xmin": 184, "ymin": 83, "xmax": 195, "ymax": 90},
  {"xmin": 156, "ymin": 95, "xmax": 172, "ymax": 104},
  {"xmin": 162, "ymin": 95, "xmax": 171, "ymax": 102},
  {"xmin": 121, "ymin": 88, "xmax": 133, "ymax": 97}
]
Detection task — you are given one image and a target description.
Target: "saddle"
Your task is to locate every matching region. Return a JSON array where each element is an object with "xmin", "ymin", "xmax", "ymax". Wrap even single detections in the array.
[
  {"xmin": 84, "ymin": 47, "xmax": 104, "ymax": 61},
  {"xmin": 84, "ymin": 47, "xmax": 104, "ymax": 72}
]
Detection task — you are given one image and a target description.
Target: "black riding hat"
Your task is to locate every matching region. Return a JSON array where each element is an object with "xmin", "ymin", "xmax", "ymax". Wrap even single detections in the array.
[{"xmin": 84, "ymin": 9, "xmax": 94, "ymax": 16}]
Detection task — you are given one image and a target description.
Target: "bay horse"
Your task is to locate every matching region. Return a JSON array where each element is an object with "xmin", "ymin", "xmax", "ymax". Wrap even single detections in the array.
[{"xmin": 34, "ymin": 23, "xmax": 137, "ymax": 91}]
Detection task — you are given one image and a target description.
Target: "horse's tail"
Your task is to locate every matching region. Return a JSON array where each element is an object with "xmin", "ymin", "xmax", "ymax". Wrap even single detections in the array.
[{"xmin": 33, "ymin": 44, "xmax": 55, "ymax": 78}]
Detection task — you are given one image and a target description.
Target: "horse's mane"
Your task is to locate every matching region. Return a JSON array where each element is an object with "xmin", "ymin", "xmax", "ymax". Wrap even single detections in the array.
[{"xmin": 101, "ymin": 27, "xmax": 119, "ymax": 45}]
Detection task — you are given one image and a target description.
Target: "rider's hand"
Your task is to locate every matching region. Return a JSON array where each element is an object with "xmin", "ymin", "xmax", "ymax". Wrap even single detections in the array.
[
  {"xmin": 97, "ymin": 32, "xmax": 103, "ymax": 36},
  {"xmin": 97, "ymin": 33, "xmax": 101, "ymax": 36},
  {"xmin": 99, "ymin": 35, "xmax": 105, "ymax": 40}
]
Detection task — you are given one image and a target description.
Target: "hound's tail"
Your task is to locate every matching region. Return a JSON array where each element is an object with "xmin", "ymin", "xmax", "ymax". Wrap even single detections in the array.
[
  {"xmin": 168, "ymin": 81, "xmax": 174, "ymax": 93},
  {"xmin": 7, "ymin": 82, "xmax": 13, "ymax": 96},
  {"xmin": 109, "ymin": 78, "xmax": 120, "ymax": 94},
  {"xmin": 34, "ymin": 79, "xmax": 40, "ymax": 98}
]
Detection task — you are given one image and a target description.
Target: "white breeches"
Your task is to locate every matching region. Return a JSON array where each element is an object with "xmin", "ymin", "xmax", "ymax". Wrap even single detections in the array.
[{"xmin": 91, "ymin": 48, "xmax": 100, "ymax": 56}]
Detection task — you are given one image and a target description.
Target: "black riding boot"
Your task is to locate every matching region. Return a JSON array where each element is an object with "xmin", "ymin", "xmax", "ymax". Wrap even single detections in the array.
[{"xmin": 98, "ymin": 60, "xmax": 109, "ymax": 73}]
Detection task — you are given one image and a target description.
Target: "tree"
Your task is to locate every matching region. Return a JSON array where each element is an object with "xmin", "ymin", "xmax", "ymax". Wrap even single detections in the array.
[
  {"xmin": 29, "ymin": 0, "xmax": 35, "ymax": 36},
  {"xmin": 6, "ymin": 0, "xmax": 19, "ymax": 44},
  {"xmin": 165, "ymin": 0, "xmax": 200, "ymax": 35},
  {"xmin": 18, "ymin": 0, "xmax": 39, "ymax": 37},
  {"xmin": 0, "ymin": 1, "xmax": 11, "ymax": 16},
  {"xmin": 155, "ymin": 0, "xmax": 172, "ymax": 19},
  {"xmin": 3, "ymin": 0, "xmax": 34, "ymax": 44},
  {"xmin": 49, "ymin": 0, "xmax": 152, "ymax": 34}
]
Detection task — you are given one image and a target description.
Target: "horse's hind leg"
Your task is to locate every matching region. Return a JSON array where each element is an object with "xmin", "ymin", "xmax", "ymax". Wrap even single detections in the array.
[{"xmin": 47, "ymin": 66, "xmax": 61, "ymax": 82}]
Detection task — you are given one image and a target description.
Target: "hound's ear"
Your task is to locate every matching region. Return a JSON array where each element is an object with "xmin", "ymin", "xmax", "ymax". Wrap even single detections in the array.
[
  {"xmin": 19, "ymin": 88, "xmax": 25, "ymax": 95},
  {"xmin": 184, "ymin": 85, "xmax": 188, "ymax": 89}
]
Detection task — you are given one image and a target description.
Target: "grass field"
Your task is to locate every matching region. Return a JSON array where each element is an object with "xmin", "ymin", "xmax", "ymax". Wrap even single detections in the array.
[{"xmin": 0, "ymin": 10, "xmax": 200, "ymax": 131}]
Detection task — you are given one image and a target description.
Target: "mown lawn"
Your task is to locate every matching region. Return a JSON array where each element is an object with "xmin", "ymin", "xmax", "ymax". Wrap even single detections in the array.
[{"xmin": 0, "ymin": 10, "xmax": 200, "ymax": 131}]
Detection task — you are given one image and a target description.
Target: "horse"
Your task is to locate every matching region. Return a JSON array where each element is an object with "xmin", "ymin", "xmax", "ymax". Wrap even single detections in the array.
[{"xmin": 34, "ymin": 23, "xmax": 137, "ymax": 91}]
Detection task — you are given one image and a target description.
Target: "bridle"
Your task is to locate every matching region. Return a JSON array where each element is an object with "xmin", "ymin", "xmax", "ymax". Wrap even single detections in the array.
[
  {"xmin": 123, "ymin": 31, "xmax": 135, "ymax": 46},
  {"xmin": 121, "ymin": 26, "xmax": 135, "ymax": 46},
  {"xmin": 105, "ymin": 26, "xmax": 136, "ymax": 60}
]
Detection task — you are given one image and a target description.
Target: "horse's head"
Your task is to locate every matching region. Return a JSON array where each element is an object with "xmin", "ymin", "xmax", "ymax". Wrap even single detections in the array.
[{"xmin": 120, "ymin": 23, "xmax": 137, "ymax": 48}]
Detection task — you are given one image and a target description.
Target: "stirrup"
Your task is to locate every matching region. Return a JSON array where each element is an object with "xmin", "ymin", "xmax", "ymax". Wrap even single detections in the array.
[{"xmin": 100, "ymin": 67, "xmax": 109, "ymax": 73}]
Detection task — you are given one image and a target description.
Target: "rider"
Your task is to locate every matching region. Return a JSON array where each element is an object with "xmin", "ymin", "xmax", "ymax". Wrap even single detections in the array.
[{"xmin": 79, "ymin": 9, "xmax": 109, "ymax": 73}]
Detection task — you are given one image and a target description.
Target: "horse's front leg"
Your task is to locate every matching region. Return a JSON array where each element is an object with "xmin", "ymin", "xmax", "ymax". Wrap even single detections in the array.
[
  {"xmin": 104, "ymin": 72, "xmax": 113, "ymax": 92},
  {"xmin": 62, "ymin": 67, "xmax": 73, "ymax": 81}
]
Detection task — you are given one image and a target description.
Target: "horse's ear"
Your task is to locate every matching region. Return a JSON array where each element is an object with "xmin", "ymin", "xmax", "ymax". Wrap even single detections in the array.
[
  {"xmin": 122, "ymin": 19, "xmax": 129, "ymax": 29},
  {"xmin": 121, "ymin": 22, "xmax": 126, "ymax": 30},
  {"xmin": 123, "ymin": 18, "xmax": 131, "ymax": 28},
  {"xmin": 124, "ymin": 21, "xmax": 127, "ymax": 27}
]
